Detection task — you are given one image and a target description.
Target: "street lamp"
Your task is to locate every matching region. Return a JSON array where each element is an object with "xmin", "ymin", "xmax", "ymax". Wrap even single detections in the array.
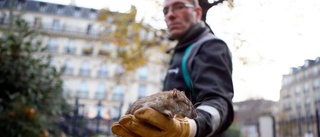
[{"xmin": 96, "ymin": 100, "xmax": 102, "ymax": 134}]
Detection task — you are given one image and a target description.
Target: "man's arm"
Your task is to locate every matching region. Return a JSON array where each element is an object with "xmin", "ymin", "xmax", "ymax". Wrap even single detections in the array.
[{"xmin": 191, "ymin": 40, "xmax": 234, "ymax": 136}]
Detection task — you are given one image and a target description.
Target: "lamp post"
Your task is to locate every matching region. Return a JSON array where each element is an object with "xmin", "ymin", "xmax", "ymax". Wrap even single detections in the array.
[
  {"xmin": 96, "ymin": 100, "xmax": 102, "ymax": 134},
  {"xmin": 316, "ymin": 108, "xmax": 320, "ymax": 137},
  {"xmin": 72, "ymin": 97, "xmax": 79, "ymax": 136}
]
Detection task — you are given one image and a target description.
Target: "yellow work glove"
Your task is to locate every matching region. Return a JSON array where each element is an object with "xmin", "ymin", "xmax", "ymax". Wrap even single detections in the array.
[{"xmin": 111, "ymin": 107, "xmax": 196, "ymax": 137}]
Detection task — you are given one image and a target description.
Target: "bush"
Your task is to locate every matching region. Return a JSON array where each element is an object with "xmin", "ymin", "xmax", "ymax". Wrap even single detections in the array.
[{"xmin": 0, "ymin": 17, "xmax": 66, "ymax": 136}]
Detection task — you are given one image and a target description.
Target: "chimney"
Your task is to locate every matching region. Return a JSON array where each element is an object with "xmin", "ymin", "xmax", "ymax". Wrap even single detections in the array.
[
  {"xmin": 304, "ymin": 59, "xmax": 315, "ymax": 67},
  {"xmin": 70, "ymin": 0, "xmax": 76, "ymax": 6}
]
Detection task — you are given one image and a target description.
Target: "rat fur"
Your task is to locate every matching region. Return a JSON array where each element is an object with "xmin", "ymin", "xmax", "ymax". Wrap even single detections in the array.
[{"xmin": 126, "ymin": 89, "xmax": 197, "ymax": 119}]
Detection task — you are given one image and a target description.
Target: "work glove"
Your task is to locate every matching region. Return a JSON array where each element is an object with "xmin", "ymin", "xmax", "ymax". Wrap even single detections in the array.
[{"xmin": 111, "ymin": 107, "xmax": 197, "ymax": 137}]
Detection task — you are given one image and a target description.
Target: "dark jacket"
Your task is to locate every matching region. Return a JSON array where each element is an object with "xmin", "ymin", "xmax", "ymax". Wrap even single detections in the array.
[{"xmin": 163, "ymin": 22, "xmax": 234, "ymax": 137}]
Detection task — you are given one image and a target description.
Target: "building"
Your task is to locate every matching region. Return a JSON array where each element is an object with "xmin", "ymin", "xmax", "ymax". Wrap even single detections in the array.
[
  {"xmin": 0, "ymin": 0, "xmax": 170, "ymax": 135},
  {"xmin": 233, "ymin": 99, "xmax": 278, "ymax": 137},
  {"xmin": 278, "ymin": 57, "xmax": 320, "ymax": 137}
]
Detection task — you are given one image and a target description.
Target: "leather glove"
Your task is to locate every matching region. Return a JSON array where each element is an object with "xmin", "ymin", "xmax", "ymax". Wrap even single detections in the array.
[{"xmin": 111, "ymin": 107, "xmax": 197, "ymax": 137}]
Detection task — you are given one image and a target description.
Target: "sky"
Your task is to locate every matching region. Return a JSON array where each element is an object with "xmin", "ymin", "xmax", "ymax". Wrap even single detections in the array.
[{"xmin": 35, "ymin": 0, "xmax": 320, "ymax": 102}]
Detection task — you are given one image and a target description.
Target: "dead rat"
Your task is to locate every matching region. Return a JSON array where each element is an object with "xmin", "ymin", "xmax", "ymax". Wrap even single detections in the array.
[{"xmin": 126, "ymin": 88, "xmax": 197, "ymax": 119}]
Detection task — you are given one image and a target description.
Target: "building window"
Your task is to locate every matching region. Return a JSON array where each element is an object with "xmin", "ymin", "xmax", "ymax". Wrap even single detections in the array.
[
  {"xmin": 314, "ymin": 79, "xmax": 320, "ymax": 91},
  {"xmin": 33, "ymin": 17, "xmax": 42, "ymax": 28},
  {"xmin": 304, "ymin": 71, "xmax": 309, "ymax": 79},
  {"xmin": 46, "ymin": 38, "xmax": 57, "ymax": 52},
  {"xmin": 89, "ymin": 10, "xmax": 97, "ymax": 19},
  {"xmin": 98, "ymin": 44, "xmax": 110, "ymax": 56},
  {"xmin": 304, "ymin": 83, "xmax": 309, "ymax": 93},
  {"xmin": 77, "ymin": 81, "xmax": 89, "ymax": 98},
  {"xmin": 63, "ymin": 80, "xmax": 72, "ymax": 98},
  {"xmin": 305, "ymin": 97, "xmax": 311, "ymax": 108},
  {"xmin": 86, "ymin": 24, "xmax": 94, "ymax": 35},
  {"xmin": 65, "ymin": 39, "xmax": 76, "ymax": 54},
  {"xmin": 97, "ymin": 63, "xmax": 108, "ymax": 78},
  {"xmin": 315, "ymin": 93, "xmax": 320, "ymax": 105},
  {"xmin": 62, "ymin": 59, "xmax": 73, "ymax": 75},
  {"xmin": 96, "ymin": 83, "xmax": 106, "ymax": 99},
  {"xmin": 111, "ymin": 106, "xmax": 120, "ymax": 119},
  {"xmin": 314, "ymin": 66, "xmax": 319, "ymax": 75},
  {"xmin": 52, "ymin": 19, "xmax": 61, "ymax": 31},
  {"xmin": 79, "ymin": 60, "xmax": 90, "ymax": 77},
  {"xmin": 74, "ymin": 7, "xmax": 81, "ymax": 17},
  {"xmin": 115, "ymin": 66, "xmax": 124, "ymax": 75},
  {"xmin": 57, "ymin": 5, "xmax": 65, "ymax": 15},
  {"xmin": 16, "ymin": 1, "xmax": 26, "ymax": 10},
  {"xmin": 138, "ymin": 85, "xmax": 147, "ymax": 99},
  {"xmin": 106, "ymin": 16, "xmax": 113, "ymax": 23},
  {"xmin": 113, "ymin": 85, "xmax": 123, "ymax": 101},
  {"xmin": 296, "ymin": 97, "xmax": 301, "ymax": 109},
  {"xmin": 82, "ymin": 44, "xmax": 93, "ymax": 55},
  {"xmin": 138, "ymin": 67, "xmax": 148, "ymax": 80},
  {"xmin": 295, "ymin": 85, "xmax": 300, "ymax": 95},
  {"xmin": 39, "ymin": 2, "xmax": 47, "ymax": 12}
]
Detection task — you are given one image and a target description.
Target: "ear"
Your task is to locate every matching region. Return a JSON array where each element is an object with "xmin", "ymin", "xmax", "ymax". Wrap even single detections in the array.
[
  {"xmin": 172, "ymin": 89, "xmax": 178, "ymax": 99},
  {"xmin": 195, "ymin": 6, "xmax": 202, "ymax": 21},
  {"xmin": 181, "ymin": 90, "xmax": 186, "ymax": 96}
]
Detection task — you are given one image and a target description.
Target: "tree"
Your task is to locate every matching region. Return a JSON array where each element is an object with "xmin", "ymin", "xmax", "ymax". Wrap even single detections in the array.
[
  {"xmin": 97, "ymin": 6, "xmax": 170, "ymax": 75},
  {"xmin": 0, "ymin": 10, "xmax": 68, "ymax": 137}
]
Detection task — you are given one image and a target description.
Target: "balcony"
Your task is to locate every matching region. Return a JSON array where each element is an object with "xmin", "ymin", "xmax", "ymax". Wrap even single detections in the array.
[
  {"xmin": 28, "ymin": 23, "xmax": 101, "ymax": 40},
  {"xmin": 79, "ymin": 69, "xmax": 91, "ymax": 77},
  {"xmin": 77, "ymin": 91, "xmax": 89, "ymax": 99}
]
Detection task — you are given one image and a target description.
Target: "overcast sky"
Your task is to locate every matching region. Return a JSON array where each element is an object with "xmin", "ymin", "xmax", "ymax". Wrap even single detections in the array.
[{"xmin": 35, "ymin": 0, "xmax": 320, "ymax": 102}]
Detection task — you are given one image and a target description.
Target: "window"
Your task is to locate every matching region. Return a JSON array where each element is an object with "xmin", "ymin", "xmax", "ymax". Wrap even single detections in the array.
[
  {"xmin": 46, "ymin": 38, "xmax": 57, "ymax": 52},
  {"xmin": 111, "ymin": 106, "xmax": 121, "ymax": 119},
  {"xmin": 314, "ymin": 66, "xmax": 319, "ymax": 75},
  {"xmin": 106, "ymin": 16, "xmax": 113, "ymax": 23},
  {"xmin": 33, "ymin": 17, "xmax": 42, "ymax": 28},
  {"xmin": 314, "ymin": 79, "xmax": 320, "ymax": 91},
  {"xmin": 39, "ymin": 2, "xmax": 47, "ymax": 12},
  {"xmin": 82, "ymin": 44, "xmax": 93, "ymax": 55},
  {"xmin": 113, "ymin": 85, "xmax": 123, "ymax": 101},
  {"xmin": 315, "ymin": 93, "xmax": 320, "ymax": 105},
  {"xmin": 115, "ymin": 65, "xmax": 124, "ymax": 75},
  {"xmin": 52, "ymin": 19, "xmax": 61, "ymax": 31},
  {"xmin": 96, "ymin": 83, "xmax": 106, "ymax": 99},
  {"xmin": 63, "ymin": 80, "xmax": 72, "ymax": 97},
  {"xmin": 74, "ymin": 7, "xmax": 81, "ymax": 17},
  {"xmin": 304, "ymin": 71, "xmax": 309, "ymax": 79},
  {"xmin": 138, "ymin": 85, "xmax": 147, "ymax": 99},
  {"xmin": 295, "ymin": 85, "xmax": 300, "ymax": 95},
  {"xmin": 78, "ymin": 81, "xmax": 89, "ymax": 98},
  {"xmin": 296, "ymin": 97, "xmax": 301, "ymax": 109},
  {"xmin": 0, "ymin": 12, "xmax": 5, "ymax": 24},
  {"xmin": 305, "ymin": 96, "xmax": 311, "ymax": 108},
  {"xmin": 79, "ymin": 60, "xmax": 90, "ymax": 77},
  {"xmin": 57, "ymin": 5, "xmax": 64, "ymax": 15},
  {"xmin": 304, "ymin": 83, "xmax": 309, "ymax": 93},
  {"xmin": 98, "ymin": 44, "xmax": 110, "ymax": 55},
  {"xmin": 62, "ymin": 59, "xmax": 73, "ymax": 75},
  {"xmin": 89, "ymin": 10, "xmax": 97, "ymax": 19},
  {"xmin": 86, "ymin": 24, "xmax": 93, "ymax": 35},
  {"xmin": 97, "ymin": 63, "xmax": 108, "ymax": 78},
  {"xmin": 16, "ymin": 1, "xmax": 26, "ymax": 10},
  {"xmin": 138, "ymin": 67, "xmax": 148, "ymax": 80},
  {"xmin": 65, "ymin": 39, "xmax": 76, "ymax": 54}
]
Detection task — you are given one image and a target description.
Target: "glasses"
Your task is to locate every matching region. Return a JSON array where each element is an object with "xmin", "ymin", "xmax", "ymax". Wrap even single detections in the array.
[{"xmin": 163, "ymin": 3, "xmax": 194, "ymax": 16}]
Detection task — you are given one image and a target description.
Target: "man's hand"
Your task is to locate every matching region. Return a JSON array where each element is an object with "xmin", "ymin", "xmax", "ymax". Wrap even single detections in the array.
[{"xmin": 111, "ymin": 107, "xmax": 196, "ymax": 137}]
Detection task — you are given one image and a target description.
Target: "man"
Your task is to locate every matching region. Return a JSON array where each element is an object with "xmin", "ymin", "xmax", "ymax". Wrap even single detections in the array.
[{"xmin": 111, "ymin": 0, "xmax": 234, "ymax": 136}]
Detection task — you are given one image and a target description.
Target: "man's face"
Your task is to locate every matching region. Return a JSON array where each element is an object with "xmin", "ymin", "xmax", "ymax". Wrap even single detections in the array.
[{"xmin": 163, "ymin": 0, "xmax": 200, "ymax": 39}]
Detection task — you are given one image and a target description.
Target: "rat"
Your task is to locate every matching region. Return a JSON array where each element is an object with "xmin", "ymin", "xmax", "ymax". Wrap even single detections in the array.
[{"xmin": 126, "ymin": 88, "xmax": 197, "ymax": 119}]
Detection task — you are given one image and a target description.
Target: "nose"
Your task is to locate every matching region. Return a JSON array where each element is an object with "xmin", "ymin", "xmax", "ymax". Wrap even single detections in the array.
[
  {"xmin": 165, "ymin": 8, "xmax": 176, "ymax": 19},
  {"xmin": 188, "ymin": 110, "xmax": 197, "ymax": 119}
]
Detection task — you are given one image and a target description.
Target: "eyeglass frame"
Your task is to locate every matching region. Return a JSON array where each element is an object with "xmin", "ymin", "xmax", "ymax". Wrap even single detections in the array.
[{"xmin": 163, "ymin": 3, "xmax": 195, "ymax": 16}]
